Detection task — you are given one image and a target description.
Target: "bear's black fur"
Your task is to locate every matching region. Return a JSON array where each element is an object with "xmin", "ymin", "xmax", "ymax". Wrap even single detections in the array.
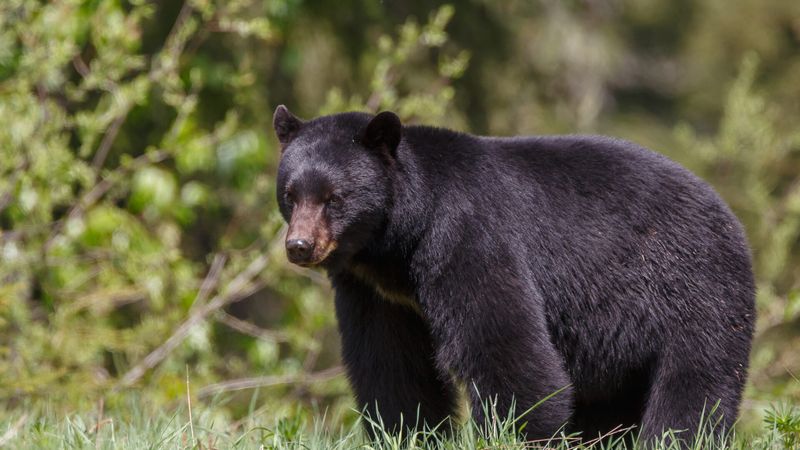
[{"xmin": 273, "ymin": 106, "xmax": 755, "ymax": 444}]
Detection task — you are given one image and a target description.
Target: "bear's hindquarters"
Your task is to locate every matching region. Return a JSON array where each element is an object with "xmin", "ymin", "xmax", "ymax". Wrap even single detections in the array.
[{"xmin": 639, "ymin": 331, "xmax": 751, "ymax": 447}]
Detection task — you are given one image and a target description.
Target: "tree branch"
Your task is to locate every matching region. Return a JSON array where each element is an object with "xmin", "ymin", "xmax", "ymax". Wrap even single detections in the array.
[
  {"xmin": 118, "ymin": 254, "xmax": 268, "ymax": 387},
  {"xmin": 197, "ymin": 366, "xmax": 344, "ymax": 398},
  {"xmin": 215, "ymin": 311, "xmax": 289, "ymax": 342},
  {"xmin": 91, "ymin": 113, "xmax": 127, "ymax": 171}
]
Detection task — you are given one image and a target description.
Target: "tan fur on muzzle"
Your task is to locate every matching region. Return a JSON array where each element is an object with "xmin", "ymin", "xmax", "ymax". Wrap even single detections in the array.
[{"xmin": 286, "ymin": 201, "xmax": 337, "ymax": 266}]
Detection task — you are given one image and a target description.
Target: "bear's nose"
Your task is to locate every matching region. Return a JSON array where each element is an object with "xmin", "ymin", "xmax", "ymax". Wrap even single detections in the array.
[{"xmin": 286, "ymin": 239, "xmax": 315, "ymax": 264}]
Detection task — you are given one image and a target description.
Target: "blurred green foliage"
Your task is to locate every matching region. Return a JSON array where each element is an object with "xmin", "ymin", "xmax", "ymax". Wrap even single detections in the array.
[{"xmin": 0, "ymin": 0, "xmax": 798, "ymax": 432}]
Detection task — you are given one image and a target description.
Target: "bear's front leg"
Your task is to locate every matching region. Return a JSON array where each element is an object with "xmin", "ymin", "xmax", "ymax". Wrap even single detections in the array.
[
  {"xmin": 331, "ymin": 273, "xmax": 458, "ymax": 437},
  {"xmin": 417, "ymin": 253, "xmax": 574, "ymax": 441}
]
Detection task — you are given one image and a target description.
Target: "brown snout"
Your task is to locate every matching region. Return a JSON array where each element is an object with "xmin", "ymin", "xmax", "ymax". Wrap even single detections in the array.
[{"xmin": 285, "ymin": 201, "xmax": 336, "ymax": 266}]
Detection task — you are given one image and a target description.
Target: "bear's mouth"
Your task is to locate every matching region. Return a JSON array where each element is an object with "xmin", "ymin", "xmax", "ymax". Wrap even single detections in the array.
[{"xmin": 292, "ymin": 240, "xmax": 338, "ymax": 267}]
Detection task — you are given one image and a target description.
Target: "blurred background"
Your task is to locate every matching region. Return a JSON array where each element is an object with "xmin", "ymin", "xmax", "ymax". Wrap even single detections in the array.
[{"xmin": 0, "ymin": 0, "xmax": 798, "ymax": 433}]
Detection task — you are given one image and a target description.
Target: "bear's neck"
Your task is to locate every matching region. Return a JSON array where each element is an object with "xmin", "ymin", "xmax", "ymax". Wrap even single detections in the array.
[{"xmin": 341, "ymin": 130, "xmax": 443, "ymax": 311}]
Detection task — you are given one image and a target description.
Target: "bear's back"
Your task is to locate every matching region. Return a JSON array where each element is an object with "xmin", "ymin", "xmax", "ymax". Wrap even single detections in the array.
[
  {"xmin": 406, "ymin": 130, "xmax": 754, "ymax": 398},
  {"xmin": 514, "ymin": 136, "xmax": 752, "ymax": 392}
]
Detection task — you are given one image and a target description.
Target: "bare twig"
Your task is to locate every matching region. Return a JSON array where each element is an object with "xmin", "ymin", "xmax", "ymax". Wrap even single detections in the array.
[
  {"xmin": 285, "ymin": 263, "xmax": 330, "ymax": 287},
  {"xmin": 91, "ymin": 113, "xmax": 127, "ymax": 171},
  {"xmin": 91, "ymin": 398, "xmax": 104, "ymax": 449},
  {"xmin": 189, "ymin": 253, "xmax": 227, "ymax": 311},
  {"xmin": 197, "ymin": 366, "xmax": 344, "ymax": 398},
  {"xmin": 119, "ymin": 254, "xmax": 269, "ymax": 387},
  {"xmin": 581, "ymin": 424, "xmax": 637, "ymax": 447},
  {"xmin": 302, "ymin": 338, "xmax": 322, "ymax": 372},
  {"xmin": 89, "ymin": 419, "xmax": 113, "ymax": 448},
  {"xmin": 72, "ymin": 54, "xmax": 91, "ymax": 78},
  {"xmin": 160, "ymin": 1, "xmax": 195, "ymax": 63},
  {"xmin": 291, "ymin": 332, "xmax": 324, "ymax": 399},
  {"xmin": 215, "ymin": 311, "xmax": 289, "ymax": 342},
  {"xmin": 786, "ymin": 366, "xmax": 800, "ymax": 384},
  {"xmin": 518, "ymin": 423, "xmax": 636, "ymax": 449},
  {"xmin": 183, "ymin": 11, "xmax": 221, "ymax": 59},
  {"xmin": 0, "ymin": 413, "xmax": 28, "ymax": 447},
  {"xmin": 82, "ymin": 150, "xmax": 168, "ymax": 207},
  {"xmin": 186, "ymin": 366, "xmax": 195, "ymax": 447}
]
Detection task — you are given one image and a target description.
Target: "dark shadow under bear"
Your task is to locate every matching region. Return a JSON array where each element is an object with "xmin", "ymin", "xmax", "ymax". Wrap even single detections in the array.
[{"xmin": 273, "ymin": 106, "xmax": 755, "ymax": 445}]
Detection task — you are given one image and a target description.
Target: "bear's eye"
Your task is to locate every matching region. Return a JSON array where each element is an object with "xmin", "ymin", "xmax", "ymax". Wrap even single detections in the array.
[
  {"xmin": 284, "ymin": 190, "xmax": 295, "ymax": 205},
  {"xmin": 326, "ymin": 194, "xmax": 342, "ymax": 206}
]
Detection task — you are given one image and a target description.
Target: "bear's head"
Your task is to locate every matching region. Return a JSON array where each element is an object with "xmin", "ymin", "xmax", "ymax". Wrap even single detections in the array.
[{"xmin": 273, "ymin": 105, "xmax": 402, "ymax": 270}]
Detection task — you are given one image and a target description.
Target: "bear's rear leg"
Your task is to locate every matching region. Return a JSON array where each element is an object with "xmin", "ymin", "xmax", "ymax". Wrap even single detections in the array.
[{"xmin": 640, "ymin": 355, "xmax": 742, "ymax": 447}]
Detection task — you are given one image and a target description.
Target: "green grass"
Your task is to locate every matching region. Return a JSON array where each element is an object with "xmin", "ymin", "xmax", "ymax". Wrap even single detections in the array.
[{"xmin": 2, "ymin": 400, "xmax": 799, "ymax": 449}]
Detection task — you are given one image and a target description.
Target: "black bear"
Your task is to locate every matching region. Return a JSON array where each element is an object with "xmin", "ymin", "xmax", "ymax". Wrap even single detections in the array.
[{"xmin": 273, "ymin": 105, "xmax": 755, "ymax": 445}]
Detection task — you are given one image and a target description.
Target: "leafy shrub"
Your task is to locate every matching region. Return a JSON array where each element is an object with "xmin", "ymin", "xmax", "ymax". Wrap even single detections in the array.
[{"xmin": 0, "ymin": 1, "xmax": 466, "ymax": 416}]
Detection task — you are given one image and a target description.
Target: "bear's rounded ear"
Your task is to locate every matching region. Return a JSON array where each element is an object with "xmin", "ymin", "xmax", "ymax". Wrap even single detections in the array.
[
  {"xmin": 360, "ymin": 111, "xmax": 402, "ymax": 160},
  {"xmin": 273, "ymin": 105, "xmax": 303, "ymax": 151}
]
